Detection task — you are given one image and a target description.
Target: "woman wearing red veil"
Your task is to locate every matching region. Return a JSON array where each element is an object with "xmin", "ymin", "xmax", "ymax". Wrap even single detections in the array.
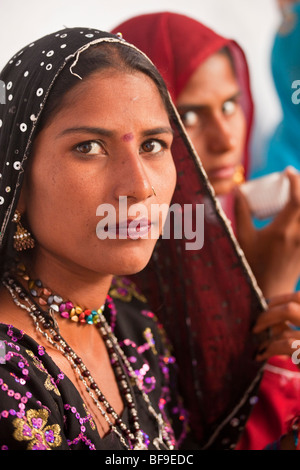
[{"xmin": 111, "ymin": 11, "xmax": 300, "ymax": 450}]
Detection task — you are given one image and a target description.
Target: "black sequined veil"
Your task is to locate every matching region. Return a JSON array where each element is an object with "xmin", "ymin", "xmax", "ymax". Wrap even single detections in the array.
[{"xmin": 0, "ymin": 27, "xmax": 266, "ymax": 449}]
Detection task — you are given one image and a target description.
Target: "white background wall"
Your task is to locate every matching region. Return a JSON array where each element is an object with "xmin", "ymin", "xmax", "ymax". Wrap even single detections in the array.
[{"xmin": 0, "ymin": 0, "xmax": 284, "ymax": 171}]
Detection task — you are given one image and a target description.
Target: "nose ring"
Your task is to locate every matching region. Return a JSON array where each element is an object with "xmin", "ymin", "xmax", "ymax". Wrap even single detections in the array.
[{"xmin": 151, "ymin": 186, "xmax": 157, "ymax": 196}]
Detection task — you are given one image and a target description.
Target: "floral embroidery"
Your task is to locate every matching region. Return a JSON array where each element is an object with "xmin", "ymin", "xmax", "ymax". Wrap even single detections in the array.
[
  {"xmin": 7, "ymin": 325, "xmax": 25, "ymax": 343},
  {"xmin": 141, "ymin": 310, "xmax": 174, "ymax": 361},
  {"xmin": 26, "ymin": 350, "xmax": 60, "ymax": 396},
  {"xmin": 13, "ymin": 409, "xmax": 62, "ymax": 449},
  {"xmin": 109, "ymin": 277, "xmax": 147, "ymax": 303},
  {"xmin": 64, "ymin": 404, "xmax": 96, "ymax": 449},
  {"xmin": 82, "ymin": 404, "xmax": 96, "ymax": 431}
]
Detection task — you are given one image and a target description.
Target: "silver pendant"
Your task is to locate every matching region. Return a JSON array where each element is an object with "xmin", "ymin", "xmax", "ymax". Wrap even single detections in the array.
[
  {"xmin": 153, "ymin": 437, "xmax": 170, "ymax": 450},
  {"xmin": 133, "ymin": 440, "xmax": 148, "ymax": 450}
]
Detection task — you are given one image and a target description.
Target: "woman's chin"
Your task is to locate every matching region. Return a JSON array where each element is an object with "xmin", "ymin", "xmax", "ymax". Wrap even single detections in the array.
[
  {"xmin": 115, "ymin": 252, "xmax": 154, "ymax": 277},
  {"xmin": 115, "ymin": 260, "xmax": 151, "ymax": 277},
  {"xmin": 212, "ymin": 179, "xmax": 236, "ymax": 197}
]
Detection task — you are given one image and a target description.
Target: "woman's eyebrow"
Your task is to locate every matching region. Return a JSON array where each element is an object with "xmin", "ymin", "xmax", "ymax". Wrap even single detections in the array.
[
  {"xmin": 177, "ymin": 91, "xmax": 242, "ymax": 113},
  {"xmin": 142, "ymin": 126, "xmax": 174, "ymax": 137},
  {"xmin": 56, "ymin": 126, "xmax": 114, "ymax": 139},
  {"xmin": 56, "ymin": 126, "xmax": 174, "ymax": 139},
  {"xmin": 224, "ymin": 90, "xmax": 242, "ymax": 102}
]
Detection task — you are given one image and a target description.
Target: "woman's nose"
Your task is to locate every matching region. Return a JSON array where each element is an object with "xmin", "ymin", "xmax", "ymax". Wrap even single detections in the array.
[
  {"xmin": 113, "ymin": 149, "xmax": 153, "ymax": 202},
  {"xmin": 206, "ymin": 115, "xmax": 237, "ymax": 154}
]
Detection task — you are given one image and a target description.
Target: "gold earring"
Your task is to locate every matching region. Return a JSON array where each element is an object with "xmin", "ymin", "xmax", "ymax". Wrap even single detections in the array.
[
  {"xmin": 233, "ymin": 165, "xmax": 245, "ymax": 185},
  {"xmin": 151, "ymin": 186, "xmax": 157, "ymax": 196},
  {"xmin": 12, "ymin": 210, "xmax": 35, "ymax": 251}
]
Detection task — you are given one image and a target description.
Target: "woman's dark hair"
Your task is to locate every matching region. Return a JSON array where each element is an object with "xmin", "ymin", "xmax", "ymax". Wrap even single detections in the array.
[{"xmin": 36, "ymin": 41, "xmax": 174, "ymax": 134}]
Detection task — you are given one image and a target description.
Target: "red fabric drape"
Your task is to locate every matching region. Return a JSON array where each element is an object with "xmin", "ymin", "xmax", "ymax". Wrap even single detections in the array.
[
  {"xmin": 112, "ymin": 12, "xmax": 265, "ymax": 448},
  {"xmin": 112, "ymin": 12, "xmax": 300, "ymax": 449}
]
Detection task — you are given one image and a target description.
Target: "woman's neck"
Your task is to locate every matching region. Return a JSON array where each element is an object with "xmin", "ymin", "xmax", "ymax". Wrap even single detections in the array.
[{"xmin": 20, "ymin": 248, "xmax": 113, "ymax": 311}]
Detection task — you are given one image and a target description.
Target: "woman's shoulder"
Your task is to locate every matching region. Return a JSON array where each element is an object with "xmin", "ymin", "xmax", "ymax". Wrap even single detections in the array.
[
  {"xmin": 109, "ymin": 275, "xmax": 148, "ymax": 306},
  {"xmin": 0, "ymin": 322, "xmax": 64, "ymax": 406},
  {"xmin": 0, "ymin": 322, "xmax": 48, "ymax": 362},
  {"xmin": 109, "ymin": 275, "xmax": 168, "ymax": 341},
  {"xmin": 0, "ymin": 323, "xmax": 69, "ymax": 449},
  {"xmin": 0, "ymin": 322, "xmax": 103, "ymax": 450}
]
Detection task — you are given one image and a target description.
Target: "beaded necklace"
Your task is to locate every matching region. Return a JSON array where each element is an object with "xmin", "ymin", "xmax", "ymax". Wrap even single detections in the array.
[
  {"xmin": 2, "ymin": 273, "xmax": 175, "ymax": 450},
  {"xmin": 16, "ymin": 263, "xmax": 107, "ymax": 325}
]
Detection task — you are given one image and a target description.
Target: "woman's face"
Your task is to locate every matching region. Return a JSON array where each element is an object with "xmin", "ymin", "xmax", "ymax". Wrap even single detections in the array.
[
  {"xmin": 23, "ymin": 69, "xmax": 176, "ymax": 277},
  {"xmin": 176, "ymin": 52, "xmax": 247, "ymax": 196}
]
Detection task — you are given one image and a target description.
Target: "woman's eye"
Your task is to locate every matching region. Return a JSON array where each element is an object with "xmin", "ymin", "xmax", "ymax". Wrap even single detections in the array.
[
  {"xmin": 140, "ymin": 139, "xmax": 165, "ymax": 154},
  {"xmin": 180, "ymin": 110, "xmax": 199, "ymax": 127},
  {"xmin": 75, "ymin": 141, "xmax": 103, "ymax": 155},
  {"xmin": 222, "ymin": 100, "xmax": 237, "ymax": 116}
]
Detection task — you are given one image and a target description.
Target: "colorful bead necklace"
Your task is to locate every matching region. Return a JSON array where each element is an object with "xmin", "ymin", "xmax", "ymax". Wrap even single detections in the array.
[
  {"xmin": 2, "ymin": 273, "xmax": 175, "ymax": 451},
  {"xmin": 15, "ymin": 263, "xmax": 106, "ymax": 325}
]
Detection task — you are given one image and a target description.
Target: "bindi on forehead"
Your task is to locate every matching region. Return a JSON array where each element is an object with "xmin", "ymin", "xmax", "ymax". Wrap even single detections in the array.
[{"xmin": 122, "ymin": 133, "xmax": 134, "ymax": 142}]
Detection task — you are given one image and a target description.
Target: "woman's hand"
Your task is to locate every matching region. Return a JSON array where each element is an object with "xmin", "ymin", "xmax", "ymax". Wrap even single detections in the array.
[
  {"xmin": 235, "ymin": 169, "xmax": 300, "ymax": 297},
  {"xmin": 253, "ymin": 292, "xmax": 300, "ymax": 362}
]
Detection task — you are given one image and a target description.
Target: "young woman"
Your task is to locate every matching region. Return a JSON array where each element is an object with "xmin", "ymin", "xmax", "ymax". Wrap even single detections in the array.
[
  {"xmin": 111, "ymin": 12, "xmax": 300, "ymax": 450},
  {"xmin": 0, "ymin": 25, "xmax": 299, "ymax": 451},
  {"xmin": 0, "ymin": 27, "xmax": 182, "ymax": 450}
]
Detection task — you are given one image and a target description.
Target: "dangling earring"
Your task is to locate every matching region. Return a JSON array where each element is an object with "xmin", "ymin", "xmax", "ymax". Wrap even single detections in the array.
[
  {"xmin": 12, "ymin": 210, "xmax": 35, "ymax": 251},
  {"xmin": 233, "ymin": 165, "xmax": 245, "ymax": 185}
]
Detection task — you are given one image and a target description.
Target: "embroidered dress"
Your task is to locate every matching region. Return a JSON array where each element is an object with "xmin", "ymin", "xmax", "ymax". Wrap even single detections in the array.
[{"xmin": 0, "ymin": 284, "xmax": 186, "ymax": 450}]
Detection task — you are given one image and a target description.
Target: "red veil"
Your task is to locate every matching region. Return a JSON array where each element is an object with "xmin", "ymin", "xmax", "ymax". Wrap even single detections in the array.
[{"xmin": 112, "ymin": 13, "xmax": 265, "ymax": 448}]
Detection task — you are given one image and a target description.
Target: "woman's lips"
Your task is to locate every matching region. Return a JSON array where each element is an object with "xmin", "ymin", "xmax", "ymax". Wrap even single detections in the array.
[
  {"xmin": 208, "ymin": 166, "xmax": 236, "ymax": 180},
  {"xmin": 107, "ymin": 218, "xmax": 152, "ymax": 239}
]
